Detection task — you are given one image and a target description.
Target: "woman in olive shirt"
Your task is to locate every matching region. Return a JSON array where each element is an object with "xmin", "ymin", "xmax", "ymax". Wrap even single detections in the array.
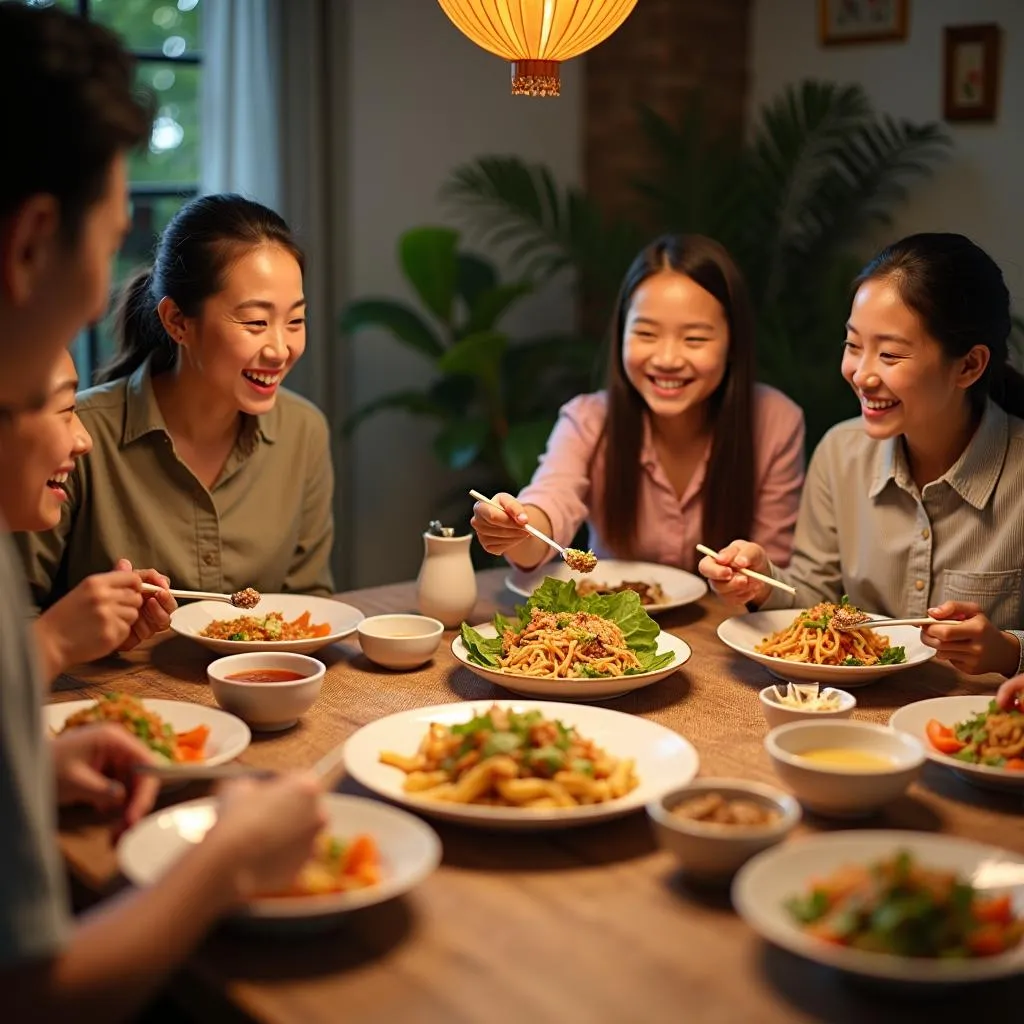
[{"xmin": 17, "ymin": 193, "xmax": 335, "ymax": 607}]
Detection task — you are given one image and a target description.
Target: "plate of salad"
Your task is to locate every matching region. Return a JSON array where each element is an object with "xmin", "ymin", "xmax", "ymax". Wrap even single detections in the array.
[
  {"xmin": 889, "ymin": 695, "xmax": 1024, "ymax": 792},
  {"xmin": 454, "ymin": 578, "xmax": 689, "ymax": 699}
]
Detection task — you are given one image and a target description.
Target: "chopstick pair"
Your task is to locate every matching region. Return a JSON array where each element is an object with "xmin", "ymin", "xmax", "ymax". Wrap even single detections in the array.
[
  {"xmin": 694, "ymin": 544, "xmax": 797, "ymax": 596},
  {"xmin": 135, "ymin": 742, "xmax": 347, "ymax": 785}
]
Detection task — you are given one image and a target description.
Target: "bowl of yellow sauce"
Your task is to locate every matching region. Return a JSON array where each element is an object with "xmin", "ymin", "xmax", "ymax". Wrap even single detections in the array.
[{"xmin": 765, "ymin": 721, "xmax": 925, "ymax": 818}]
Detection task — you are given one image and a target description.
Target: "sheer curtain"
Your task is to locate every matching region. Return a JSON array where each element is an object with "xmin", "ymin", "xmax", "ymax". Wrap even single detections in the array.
[{"xmin": 201, "ymin": 0, "xmax": 351, "ymax": 584}]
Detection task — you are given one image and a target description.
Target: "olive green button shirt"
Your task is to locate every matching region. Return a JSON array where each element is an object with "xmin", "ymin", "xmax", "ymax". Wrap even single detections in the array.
[
  {"xmin": 762, "ymin": 400, "xmax": 1024, "ymax": 632},
  {"xmin": 15, "ymin": 360, "xmax": 335, "ymax": 607}
]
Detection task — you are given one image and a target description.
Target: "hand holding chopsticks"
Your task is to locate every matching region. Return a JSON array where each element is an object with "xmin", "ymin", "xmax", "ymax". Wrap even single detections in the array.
[{"xmin": 695, "ymin": 543, "xmax": 797, "ymax": 598}]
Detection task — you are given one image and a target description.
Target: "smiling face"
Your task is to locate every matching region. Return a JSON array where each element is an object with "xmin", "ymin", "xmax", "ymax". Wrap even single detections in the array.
[
  {"xmin": 0, "ymin": 349, "xmax": 92, "ymax": 531},
  {"xmin": 162, "ymin": 243, "xmax": 306, "ymax": 414},
  {"xmin": 841, "ymin": 278, "xmax": 988, "ymax": 444},
  {"xmin": 621, "ymin": 269, "xmax": 730, "ymax": 422}
]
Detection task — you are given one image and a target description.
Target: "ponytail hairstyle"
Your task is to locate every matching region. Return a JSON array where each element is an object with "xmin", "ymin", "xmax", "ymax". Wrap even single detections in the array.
[
  {"xmin": 854, "ymin": 233, "xmax": 1024, "ymax": 419},
  {"xmin": 601, "ymin": 234, "xmax": 757, "ymax": 559},
  {"xmin": 100, "ymin": 193, "xmax": 304, "ymax": 384}
]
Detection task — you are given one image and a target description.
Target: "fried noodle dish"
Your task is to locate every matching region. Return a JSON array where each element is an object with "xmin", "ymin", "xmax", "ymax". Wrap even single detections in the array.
[
  {"xmin": 576, "ymin": 579, "xmax": 668, "ymax": 606},
  {"xmin": 498, "ymin": 608, "xmax": 642, "ymax": 678},
  {"xmin": 59, "ymin": 693, "xmax": 208, "ymax": 762},
  {"xmin": 926, "ymin": 700, "xmax": 1024, "ymax": 770},
  {"xmin": 787, "ymin": 851, "xmax": 1024, "ymax": 958},
  {"xmin": 755, "ymin": 598, "xmax": 906, "ymax": 667},
  {"xmin": 380, "ymin": 704, "xmax": 638, "ymax": 809},
  {"xmin": 200, "ymin": 610, "xmax": 330, "ymax": 642}
]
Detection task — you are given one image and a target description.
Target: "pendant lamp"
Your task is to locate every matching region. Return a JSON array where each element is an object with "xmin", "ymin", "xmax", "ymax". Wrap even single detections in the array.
[{"xmin": 437, "ymin": 0, "xmax": 639, "ymax": 97}]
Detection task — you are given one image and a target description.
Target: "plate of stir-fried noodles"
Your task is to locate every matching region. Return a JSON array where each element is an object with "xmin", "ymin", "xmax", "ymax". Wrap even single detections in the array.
[{"xmin": 456, "ymin": 578, "xmax": 689, "ymax": 699}]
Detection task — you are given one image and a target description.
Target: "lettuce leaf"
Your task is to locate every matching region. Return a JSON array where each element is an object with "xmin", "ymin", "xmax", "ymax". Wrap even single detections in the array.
[{"xmin": 460, "ymin": 577, "xmax": 675, "ymax": 676}]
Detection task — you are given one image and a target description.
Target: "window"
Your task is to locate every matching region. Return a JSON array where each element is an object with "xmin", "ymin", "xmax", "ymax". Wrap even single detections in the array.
[{"xmin": 25, "ymin": 0, "xmax": 203, "ymax": 382}]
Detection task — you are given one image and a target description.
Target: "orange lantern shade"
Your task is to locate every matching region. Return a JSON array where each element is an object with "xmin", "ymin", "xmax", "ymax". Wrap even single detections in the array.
[{"xmin": 437, "ymin": 0, "xmax": 638, "ymax": 97}]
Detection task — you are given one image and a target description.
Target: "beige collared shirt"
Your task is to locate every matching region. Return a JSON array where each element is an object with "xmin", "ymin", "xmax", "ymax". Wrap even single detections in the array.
[
  {"xmin": 15, "ymin": 360, "xmax": 335, "ymax": 607},
  {"xmin": 763, "ymin": 400, "xmax": 1024, "ymax": 629}
]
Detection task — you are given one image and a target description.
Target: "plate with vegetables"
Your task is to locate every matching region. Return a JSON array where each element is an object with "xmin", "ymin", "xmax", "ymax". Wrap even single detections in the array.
[
  {"xmin": 733, "ymin": 831, "xmax": 1024, "ymax": 984},
  {"xmin": 45, "ymin": 695, "xmax": 251, "ymax": 768},
  {"xmin": 889, "ymin": 695, "xmax": 1024, "ymax": 792},
  {"xmin": 455, "ymin": 577, "xmax": 689, "ymax": 699}
]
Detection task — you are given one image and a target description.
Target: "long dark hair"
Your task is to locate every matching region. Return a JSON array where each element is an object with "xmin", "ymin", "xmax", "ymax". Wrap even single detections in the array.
[
  {"xmin": 601, "ymin": 234, "xmax": 757, "ymax": 560},
  {"xmin": 100, "ymin": 193, "xmax": 304, "ymax": 384},
  {"xmin": 854, "ymin": 233, "xmax": 1024, "ymax": 419}
]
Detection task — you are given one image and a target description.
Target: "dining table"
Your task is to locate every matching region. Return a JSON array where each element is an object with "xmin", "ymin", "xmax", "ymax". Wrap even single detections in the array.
[{"xmin": 52, "ymin": 568, "xmax": 1024, "ymax": 1023}]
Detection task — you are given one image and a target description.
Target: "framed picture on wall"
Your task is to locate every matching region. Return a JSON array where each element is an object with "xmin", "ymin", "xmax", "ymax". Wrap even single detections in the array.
[
  {"xmin": 944, "ymin": 24, "xmax": 1001, "ymax": 122},
  {"xmin": 818, "ymin": 0, "xmax": 908, "ymax": 46}
]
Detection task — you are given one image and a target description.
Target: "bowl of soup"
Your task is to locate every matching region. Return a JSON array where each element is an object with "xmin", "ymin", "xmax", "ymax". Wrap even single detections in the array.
[
  {"xmin": 207, "ymin": 652, "xmax": 325, "ymax": 731},
  {"xmin": 356, "ymin": 614, "xmax": 444, "ymax": 670},
  {"xmin": 764, "ymin": 720, "xmax": 925, "ymax": 818},
  {"xmin": 647, "ymin": 779, "xmax": 800, "ymax": 882}
]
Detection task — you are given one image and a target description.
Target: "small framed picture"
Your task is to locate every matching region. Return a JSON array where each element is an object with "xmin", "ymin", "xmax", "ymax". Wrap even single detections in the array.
[
  {"xmin": 819, "ymin": 0, "xmax": 909, "ymax": 46},
  {"xmin": 944, "ymin": 24, "xmax": 1002, "ymax": 123}
]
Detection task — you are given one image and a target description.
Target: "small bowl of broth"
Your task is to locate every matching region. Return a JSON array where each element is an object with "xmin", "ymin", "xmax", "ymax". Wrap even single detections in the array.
[
  {"xmin": 765, "ymin": 720, "xmax": 925, "ymax": 818},
  {"xmin": 356, "ymin": 614, "xmax": 444, "ymax": 670},
  {"xmin": 647, "ymin": 779, "xmax": 800, "ymax": 882},
  {"xmin": 207, "ymin": 652, "xmax": 325, "ymax": 731}
]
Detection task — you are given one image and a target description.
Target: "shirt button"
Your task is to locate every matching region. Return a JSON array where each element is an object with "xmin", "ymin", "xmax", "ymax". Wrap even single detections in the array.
[
  {"xmin": 203, "ymin": 552, "xmax": 217, "ymax": 566},
  {"xmin": 921, "ymin": 528, "xmax": 930, "ymax": 540},
  {"xmin": 915, "ymin": 580, "xmax": 925, "ymax": 591}
]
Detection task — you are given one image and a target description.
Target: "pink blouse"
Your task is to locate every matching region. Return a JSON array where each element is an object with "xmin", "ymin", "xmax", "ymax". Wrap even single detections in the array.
[{"xmin": 516, "ymin": 384, "xmax": 805, "ymax": 572}]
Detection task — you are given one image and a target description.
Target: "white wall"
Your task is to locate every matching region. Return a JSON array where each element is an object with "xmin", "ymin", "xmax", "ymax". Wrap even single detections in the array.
[
  {"xmin": 749, "ymin": 0, "xmax": 1024, "ymax": 309},
  {"xmin": 341, "ymin": 0, "xmax": 582, "ymax": 587}
]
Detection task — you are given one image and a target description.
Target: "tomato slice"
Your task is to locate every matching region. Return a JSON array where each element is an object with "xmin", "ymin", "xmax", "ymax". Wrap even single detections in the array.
[{"xmin": 925, "ymin": 719, "xmax": 965, "ymax": 755}]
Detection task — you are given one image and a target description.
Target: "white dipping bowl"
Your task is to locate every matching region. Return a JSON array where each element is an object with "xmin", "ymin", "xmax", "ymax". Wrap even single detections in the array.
[
  {"xmin": 758, "ymin": 685, "xmax": 857, "ymax": 729},
  {"xmin": 647, "ymin": 779, "xmax": 800, "ymax": 882},
  {"xmin": 765, "ymin": 720, "xmax": 924, "ymax": 818},
  {"xmin": 207, "ymin": 652, "xmax": 325, "ymax": 732},
  {"xmin": 357, "ymin": 614, "xmax": 444, "ymax": 670}
]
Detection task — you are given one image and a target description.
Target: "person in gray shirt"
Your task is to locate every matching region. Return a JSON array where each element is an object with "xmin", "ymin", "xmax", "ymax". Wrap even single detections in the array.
[{"xmin": 0, "ymin": 6, "xmax": 327, "ymax": 1021}]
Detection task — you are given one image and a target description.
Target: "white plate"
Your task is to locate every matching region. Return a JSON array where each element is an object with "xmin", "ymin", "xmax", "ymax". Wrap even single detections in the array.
[
  {"xmin": 889, "ymin": 695, "xmax": 1024, "ymax": 793},
  {"xmin": 170, "ymin": 593, "xmax": 364, "ymax": 654},
  {"xmin": 733, "ymin": 830, "xmax": 1024, "ymax": 985},
  {"xmin": 45, "ymin": 698, "xmax": 251, "ymax": 767},
  {"xmin": 505, "ymin": 560, "xmax": 707, "ymax": 615},
  {"xmin": 117, "ymin": 794, "xmax": 441, "ymax": 931},
  {"xmin": 717, "ymin": 610, "xmax": 934, "ymax": 686},
  {"xmin": 452, "ymin": 623, "xmax": 690, "ymax": 700},
  {"xmin": 343, "ymin": 699, "xmax": 700, "ymax": 830}
]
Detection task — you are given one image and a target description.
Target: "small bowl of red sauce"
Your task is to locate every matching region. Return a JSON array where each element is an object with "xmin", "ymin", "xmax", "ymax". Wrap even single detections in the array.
[{"xmin": 207, "ymin": 652, "xmax": 325, "ymax": 731}]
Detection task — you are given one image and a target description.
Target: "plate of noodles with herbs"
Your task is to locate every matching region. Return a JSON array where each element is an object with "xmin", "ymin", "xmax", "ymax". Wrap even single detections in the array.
[
  {"xmin": 716, "ymin": 599, "xmax": 933, "ymax": 687},
  {"xmin": 454, "ymin": 577, "xmax": 690, "ymax": 699},
  {"xmin": 506, "ymin": 559, "xmax": 707, "ymax": 615},
  {"xmin": 170, "ymin": 593, "xmax": 364, "ymax": 654}
]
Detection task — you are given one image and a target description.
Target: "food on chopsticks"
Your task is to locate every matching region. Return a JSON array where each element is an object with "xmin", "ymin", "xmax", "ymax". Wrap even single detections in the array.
[
  {"xmin": 925, "ymin": 701, "xmax": 1024, "ymax": 770},
  {"xmin": 786, "ymin": 851, "xmax": 1024, "ymax": 958},
  {"xmin": 260, "ymin": 833, "xmax": 381, "ymax": 897},
  {"xmin": 755, "ymin": 597, "xmax": 906, "ymax": 667},
  {"xmin": 671, "ymin": 792, "xmax": 780, "ymax": 828},
  {"xmin": 200, "ymin": 610, "xmax": 330, "ymax": 642},
  {"xmin": 576, "ymin": 578, "xmax": 668, "ymax": 606},
  {"xmin": 230, "ymin": 586, "xmax": 261, "ymax": 609},
  {"xmin": 563, "ymin": 547, "xmax": 597, "ymax": 573},
  {"xmin": 767, "ymin": 682, "xmax": 844, "ymax": 711},
  {"xmin": 58, "ymin": 693, "xmax": 209, "ymax": 762},
  {"xmin": 460, "ymin": 577, "xmax": 675, "ymax": 680},
  {"xmin": 379, "ymin": 704, "xmax": 639, "ymax": 809}
]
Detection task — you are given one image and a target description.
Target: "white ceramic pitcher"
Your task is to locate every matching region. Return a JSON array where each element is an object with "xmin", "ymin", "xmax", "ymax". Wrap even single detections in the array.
[{"xmin": 416, "ymin": 532, "xmax": 478, "ymax": 628}]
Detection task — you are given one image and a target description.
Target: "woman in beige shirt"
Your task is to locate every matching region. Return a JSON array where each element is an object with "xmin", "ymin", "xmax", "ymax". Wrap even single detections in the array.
[
  {"xmin": 16, "ymin": 193, "xmax": 335, "ymax": 608},
  {"xmin": 700, "ymin": 233, "xmax": 1024, "ymax": 678}
]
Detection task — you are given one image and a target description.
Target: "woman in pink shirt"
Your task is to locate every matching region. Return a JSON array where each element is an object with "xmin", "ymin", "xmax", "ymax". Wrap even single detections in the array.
[{"xmin": 471, "ymin": 234, "xmax": 805, "ymax": 573}]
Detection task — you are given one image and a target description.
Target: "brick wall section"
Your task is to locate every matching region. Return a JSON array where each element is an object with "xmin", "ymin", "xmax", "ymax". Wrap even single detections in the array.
[{"xmin": 584, "ymin": 0, "xmax": 753, "ymax": 227}]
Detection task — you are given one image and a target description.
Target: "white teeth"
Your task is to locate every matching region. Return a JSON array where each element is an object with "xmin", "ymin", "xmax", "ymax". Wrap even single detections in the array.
[
  {"xmin": 48, "ymin": 472, "xmax": 68, "ymax": 485},
  {"xmin": 653, "ymin": 378, "xmax": 688, "ymax": 390},
  {"xmin": 862, "ymin": 397, "xmax": 899, "ymax": 410},
  {"xmin": 244, "ymin": 371, "xmax": 280, "ymax": 385}
]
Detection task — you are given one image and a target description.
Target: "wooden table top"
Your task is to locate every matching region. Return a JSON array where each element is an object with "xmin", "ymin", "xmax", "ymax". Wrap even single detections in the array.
[{"xmin": 53, "ymin": 569, "xmax": 1024, "ymax": 1023}]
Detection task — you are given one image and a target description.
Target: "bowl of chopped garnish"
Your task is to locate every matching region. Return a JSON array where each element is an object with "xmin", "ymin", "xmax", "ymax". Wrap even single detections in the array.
[
  {"xmin": 758, "ymin": 683, "xmax": 857, "ymax": 729},
  {"xmin": 647, "ymin": 778, "xmax": 800, "ymax": 882}
]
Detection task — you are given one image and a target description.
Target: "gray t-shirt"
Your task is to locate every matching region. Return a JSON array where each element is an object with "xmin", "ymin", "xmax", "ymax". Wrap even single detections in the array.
[{"xmin": 0, "ymin": 529, "xmax": 68, "ymax": 964}]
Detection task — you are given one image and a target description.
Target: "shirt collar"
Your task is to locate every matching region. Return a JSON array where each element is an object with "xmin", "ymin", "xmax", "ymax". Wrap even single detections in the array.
[
  {"xmin": 121, "ymin": 357, "xmax": 278, "ymax": 448},
  {"xmin": 868, "ymin": 399, "xmax": 1008, "ymax": 509}
]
